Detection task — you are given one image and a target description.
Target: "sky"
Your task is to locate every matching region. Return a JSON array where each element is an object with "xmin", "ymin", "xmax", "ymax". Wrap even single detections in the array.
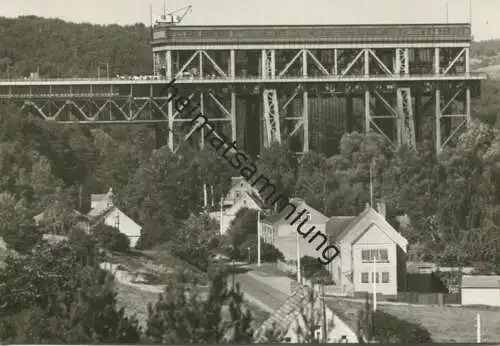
[{"xmin": 0, "ymin": 0, "xmax": 499, "ymax": 41}]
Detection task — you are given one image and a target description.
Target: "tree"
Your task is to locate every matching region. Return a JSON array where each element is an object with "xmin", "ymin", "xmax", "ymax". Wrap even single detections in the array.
[
  {"xmin": 0, "ymin": 239, "xmax": 141, "ymax": 343},
  {"xmin": 357, "ymin": 293, "xmax": 432, "ymax": 343},
  {"xmin": 146, "ymin": 271, "xmax": 253, "ymax": 343},
  {"xmin": 94, "ymin": 223, "xmax": 130, "ymax": 252},
  {"xmin": 295, "ymin": 151, "xmax": 338, "ymax": 215},
  {"xmin": 0, "ymin": 192, "xmax": 41, "ymax": 253},
  {"xmin": 226, "ymin": 208, "xmax": 258, "ymax": 254},
  {"xmin": 300, "ymin": 255, "xmax": 332, "ymax": 284},
  {"xmin": 292, "ymin": 286, "xmax": 333, "ymax": 343},
  {"xmin": 120, "ymin": 145, "xmax": 204, "ymax": 248},
  {"xmin": 171, "ymin": 213, "xmax": 219, "ymax": 271},
  {"xmin": 257, "ymin": 142, "xmax": 297, "ymax": 199}
]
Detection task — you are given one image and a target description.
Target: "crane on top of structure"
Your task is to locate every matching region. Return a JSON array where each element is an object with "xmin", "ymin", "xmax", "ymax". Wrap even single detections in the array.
[{"xmin": 155, "ymin": 3, "xmax": 192, "ymax": 26}]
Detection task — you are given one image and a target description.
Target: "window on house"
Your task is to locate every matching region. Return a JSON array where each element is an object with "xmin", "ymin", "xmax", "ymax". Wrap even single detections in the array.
[
  {"xmin": 361, "ymin": 272, "xmax": 369, "ymax": 283},
  {"xmin": 371, "ymin": 272, "xmax": 380, "ymax": 283},
  {"xmin": 382, "ymin": 272, "xmax": 389, "ymax": 283},
  {"xmin": 361, "ymin": 248, "xmax": 389, "ymax": 262}
]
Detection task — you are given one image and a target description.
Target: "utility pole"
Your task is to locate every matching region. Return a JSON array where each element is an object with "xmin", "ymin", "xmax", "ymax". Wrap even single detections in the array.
[
  {"xmin": 296, "ymin": 230, "xmax": 301, "ymax": 283},
  {"xmin": 219, "ymin": 197, "xmax": 223, "ymax": 235},
  {"xmin": 321, "ymin": 282, "xmax": 327, "ymax": 343},
  {"xmin": 476, "ymin": 314, "xmax": 481, "ymax": 343},
  {"xmin": 372, "ymin": 256, "xmax": 377, "ymax": 311},
  {"xmin": 257, "ymin": 210, "xmax": 261, "ymax": 267},
  {"xmin": 446, "ymin": 2, "xmax": 449, "ymax": 23},
  {"xmin": 369, "ymin": 159, "xmax": 374, "ymax": 207}
]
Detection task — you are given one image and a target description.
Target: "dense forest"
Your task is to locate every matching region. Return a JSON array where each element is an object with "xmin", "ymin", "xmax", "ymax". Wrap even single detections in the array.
[{"xmin": 0, "ymin": 15, "xmax": 499, "ymax": 342}]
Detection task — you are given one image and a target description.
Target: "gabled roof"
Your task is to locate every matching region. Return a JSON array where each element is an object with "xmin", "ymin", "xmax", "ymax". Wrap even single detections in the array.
[
  {"xmin": 246, "ymin": 191, "xmax": 265, "ymax": 209},
  {"xmin": 462, "ymin": 275, "xmax": 500, "ymax": 289},
  {"xmin": 262, "ymin": 198, "xmax": 328, "ymax": 226},
  {"xmin": 34, "ymin": 205, "xmax": 88, "ymax": 225},
  {"xmin": 91, "ymin": 193, "xmax": 107, "ymax": 204},
  {"xmin": 253, "ymin": 284, "xmax": 313, "ymax": 342},
  {"xmin": 88, "ymin": 188, "xmax": 114, "ymax": 220},
  {"xmin": 224, "ymin": 176, "xmax": 264, "ymax": 205},
  {"xmin": 325, "ymin": 207, "xmax": 408, "ymax": 251}
]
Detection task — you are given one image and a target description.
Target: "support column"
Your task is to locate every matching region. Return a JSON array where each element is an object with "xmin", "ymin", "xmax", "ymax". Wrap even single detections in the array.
[
  {"xmin": 271, "ymin": 50, "xmax": 276, "ymax": 78},
  {"xmin": 414, "ymin": 91, "xmax": 421, "ymax": 142},
  {"xmin": 166, "ymin": 50, "xmax": 172, "ymax": 79},
  {"xmin": 200, "ymin": 92, "xmax": 205, "ymax": 148},
  {"xmin": 435, "ymin": 88, "xmax": 441, "ymax": 154},
  {"xmin": 346, "ymin": 95, "xmax": 354, "ymax": 132},
  {"xmin": 261, "ymin": 50, "xmax": 266, "ymax": 78},
  {"xmin": 466, "ymin": 86, "xmax": 471, "ymax": 124},
  {"xmin": 231, "ymin": 91, "xmax": 237, "ymax": 141},
  {"xmin": 364, "ymin": 90, "xmax": 370, "ymax": 133},
  {"xmin": 434, "ymin": 48, "xmax": 440, "ymax": 75},
  {"xmin": 168, "ymin": 96, "xmax": 174, "ymax": 150},
  {"xmin": 303, "ymin": 91, "xmax": 309, "ymax": 153},
  {"xmin": 465, "ymin": 47, "xmax": 470, "ymax": 74},
  {"xmin": 199, "ymin": 50, "xmax": 203, "ymax": 78},
  {"xmin": 364, "ymin": 49, "xmax": 369, "ymax": 76},
  {"xmin": 333, "ymin": 49, "xmax": 338, "ymax": 75},
  {"xmin": 230, "ymin": 49, "xmax": 235, "ymax": 77},
  {"xmin": 302, "ymin": 50, "xmax": 307, "ymax": 77}
]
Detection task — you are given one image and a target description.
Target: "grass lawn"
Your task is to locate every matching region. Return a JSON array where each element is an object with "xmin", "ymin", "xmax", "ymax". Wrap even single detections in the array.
[
  {"xmin": 115, "ymin": 281, "xmax": 269, "ymax": 331},
  {"xmin": 326, "ymin": 298, "xmax": 500, "ymax": 343},
  {"xmin": 115, "ymin": 282, "xmax": 160, "ymax": 329}
]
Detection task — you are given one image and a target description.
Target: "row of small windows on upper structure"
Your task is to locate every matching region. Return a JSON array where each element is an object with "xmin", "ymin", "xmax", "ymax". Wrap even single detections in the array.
[{"xmin": 361, "ymin": 271, "xmax": 390, "ymax": 283}]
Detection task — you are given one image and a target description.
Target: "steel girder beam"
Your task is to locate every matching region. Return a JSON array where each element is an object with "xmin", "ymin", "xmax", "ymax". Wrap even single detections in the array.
[{"xmin": 261, "ymin": 49, "xmax": 281, "ymax": 147}]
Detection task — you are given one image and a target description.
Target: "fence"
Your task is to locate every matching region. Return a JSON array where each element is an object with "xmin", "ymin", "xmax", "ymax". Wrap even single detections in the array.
[{"xmin": 396, "ymin": 292, "xmax": 461, "ymax": 305}]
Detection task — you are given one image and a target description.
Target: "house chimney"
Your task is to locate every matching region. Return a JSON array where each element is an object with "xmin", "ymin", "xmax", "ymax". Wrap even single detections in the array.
[{"xmin": 376, "ymin": 200, "xmax": 386, "ymax": 219}]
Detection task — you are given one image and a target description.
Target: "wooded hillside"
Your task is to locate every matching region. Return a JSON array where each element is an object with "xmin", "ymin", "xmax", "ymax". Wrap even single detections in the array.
[{"xmin": 0, "ymin": 16, "xmax": 152, "ymax": 77}]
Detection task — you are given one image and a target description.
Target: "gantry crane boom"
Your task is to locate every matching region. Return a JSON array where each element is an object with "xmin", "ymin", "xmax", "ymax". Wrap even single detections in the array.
[{"xmin": 155, "ymin": 5, "xmax": 192, "ymax": 25}]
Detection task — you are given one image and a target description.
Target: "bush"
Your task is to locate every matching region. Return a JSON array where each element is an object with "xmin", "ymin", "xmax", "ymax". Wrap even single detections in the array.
[
  {"xmin": 371, "ymin": 310, "xmax": 433, "ymax": 343},
  {"xmin": 238, "ymin": 236, "xmax": 284, "ymax": 263},
  {"xmin": 300, "ymin": 255, "xmax": 333, "ymax": 284},
  {"xmin": 94, "ymin": 224, "xmax": 130, "ymax": 252},
  {"xmin": 357, "ymin": 295, "xmax": 432, "ymax": 343},
  {"xmin": 173, "ymin": 245, "xmax": 209, "ymax": 271}
]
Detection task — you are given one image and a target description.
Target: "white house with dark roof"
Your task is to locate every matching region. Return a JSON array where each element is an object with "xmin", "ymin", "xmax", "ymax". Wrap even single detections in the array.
[
  {"xmin": 325, "ymin": 203, "xmax": 408, "ymax": 297},
  {"xmin": 253, "ymin": 284, "xmax": 358, "ymax": 343},
  {"xmin": 461, "ymin": 275, "xmax": 500, "ymax": 306},
  {"xmin": 223, "ymin": 176, "xmax": 261, "ymax": 207},
  {"xmin": 260, "ymin": 198, "xmax": 329, "ymax": 262},
  {"xmin": 88, "ymin": 188, "xmax": 142, "ymax": 248}
]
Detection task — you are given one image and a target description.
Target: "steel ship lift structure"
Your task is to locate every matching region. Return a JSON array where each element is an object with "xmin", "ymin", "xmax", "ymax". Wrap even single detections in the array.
[{"xmin": 0, "ymin": 23, "xmax": 485, "ymax": 154}]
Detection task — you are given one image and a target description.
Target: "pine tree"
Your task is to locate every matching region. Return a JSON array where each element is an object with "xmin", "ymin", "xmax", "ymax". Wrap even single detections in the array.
[
  {"xmin": 146, "ymin": 270, "xmax": 254, "ymax": 343},
  {"xmin": 224, "ymin": 282, "xmax": 254, "ymax": 343},
  {"xmin": 0, "ymin": 239, "xmax": 141, "ymax": 343}
]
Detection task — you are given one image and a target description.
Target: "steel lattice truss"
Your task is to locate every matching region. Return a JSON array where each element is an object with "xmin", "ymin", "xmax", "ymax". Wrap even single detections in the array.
[{"xmin": 0, "ymin": 45, "xmax": 481, "ymax": 154}]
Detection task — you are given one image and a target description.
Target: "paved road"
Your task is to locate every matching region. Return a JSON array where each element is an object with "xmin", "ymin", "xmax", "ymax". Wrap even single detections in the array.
[{"xmin": 234, "ymin": 272, "xmax": 289, "ymax": 312}]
